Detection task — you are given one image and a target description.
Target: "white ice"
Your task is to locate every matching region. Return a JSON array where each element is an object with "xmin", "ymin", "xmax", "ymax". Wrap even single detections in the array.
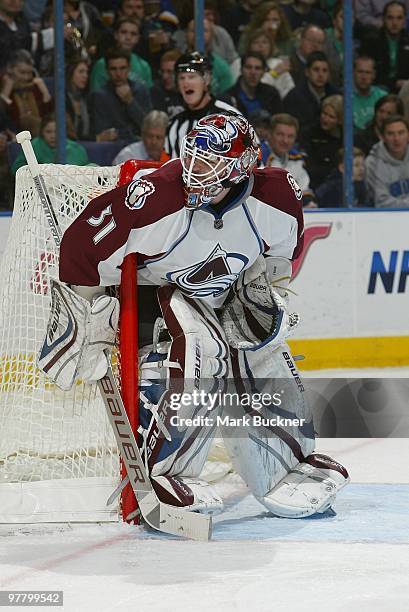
[{"xmin": 1, "ymin": 368, "xmax": 409, "ymax": 612}]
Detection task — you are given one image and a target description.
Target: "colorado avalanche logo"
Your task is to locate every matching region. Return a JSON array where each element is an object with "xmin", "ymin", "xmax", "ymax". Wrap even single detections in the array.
[
  {"xmin": 286, "ymin": 172, "xmax": 303, "ymax": 201},
  {"xmin": 125, "ymin": 178, "xmax": 155, "ymax": 210},
  {"xmin": 166, "ymin": 244, "xmax": 248, "ymax": 297}
]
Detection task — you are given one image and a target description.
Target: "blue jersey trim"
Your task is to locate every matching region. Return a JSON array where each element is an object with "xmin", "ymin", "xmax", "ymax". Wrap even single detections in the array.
[{"xmin": 242, "ymin": 202, "xmax": 264, "ymax": 255}]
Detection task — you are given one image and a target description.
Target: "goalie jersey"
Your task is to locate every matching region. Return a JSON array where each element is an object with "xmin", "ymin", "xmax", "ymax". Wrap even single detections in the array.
[{"xmin": 59, "ymin": 159, "xmax": 304, "ymax": 309}]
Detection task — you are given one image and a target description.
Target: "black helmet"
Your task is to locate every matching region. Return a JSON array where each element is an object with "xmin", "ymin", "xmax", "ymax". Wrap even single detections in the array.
[{"xmin": 174, "ymin": 52, "xmax": 212, "ymax": 77}]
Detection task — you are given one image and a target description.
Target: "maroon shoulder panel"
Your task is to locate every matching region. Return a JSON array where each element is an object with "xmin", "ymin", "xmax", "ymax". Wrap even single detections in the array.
[
  {"xmin": 251, "ymin": 167, "xmax": 305, "ymax": 260},
  {"xmin": 59, "ymin": 160, "xmax": 185, "ymax": 285}
]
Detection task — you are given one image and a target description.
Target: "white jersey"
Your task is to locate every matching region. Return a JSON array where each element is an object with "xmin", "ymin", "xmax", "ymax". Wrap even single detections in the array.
[{"xmin": 59, "ymin": 160, "xmax": 304, "ymax": 309}]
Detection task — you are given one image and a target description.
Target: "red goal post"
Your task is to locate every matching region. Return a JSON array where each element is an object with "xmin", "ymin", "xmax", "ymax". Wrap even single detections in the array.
[{"xmin": 117, "ymin": 159, "xmax": 163, "ymax": 523}]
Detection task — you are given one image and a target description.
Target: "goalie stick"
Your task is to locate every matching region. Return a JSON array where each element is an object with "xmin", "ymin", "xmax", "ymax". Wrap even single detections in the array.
[{"xmin": 16, "ymin": 130, "xmax": 212, "ymax": 542}]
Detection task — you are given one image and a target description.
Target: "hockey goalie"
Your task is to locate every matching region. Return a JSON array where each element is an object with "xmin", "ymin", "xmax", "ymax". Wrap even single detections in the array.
[{"xmin": 41, "ymin": 113, "xmax": 349, "ymax": 520}]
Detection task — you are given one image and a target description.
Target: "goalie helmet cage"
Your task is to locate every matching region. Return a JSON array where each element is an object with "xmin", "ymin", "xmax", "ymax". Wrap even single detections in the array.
[{"xmin": 0, "ymin": 159, "xmax": 160, "ymax": 524}]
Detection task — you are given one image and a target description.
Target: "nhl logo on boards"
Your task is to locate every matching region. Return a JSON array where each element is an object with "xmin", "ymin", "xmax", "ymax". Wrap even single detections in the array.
[
  {"xmin": 125, "ymin": 178, "xmax": 155, "ymax": 210},
  {"xmin": 286, "ymin": 172, "xmax": 303, "ymax": 200}
]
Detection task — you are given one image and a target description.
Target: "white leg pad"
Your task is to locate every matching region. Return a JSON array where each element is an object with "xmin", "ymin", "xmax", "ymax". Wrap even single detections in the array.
[
  {"xmin": 259, "ymin": 453, "xmax": 350, "ymax": 518},
  {"xmin": 152, "ymin": 475, "xmax": 224, "ymax": 515},
  {"xmin": 222, "ymin": 344, "xmax": 315, "ymax": 499}
]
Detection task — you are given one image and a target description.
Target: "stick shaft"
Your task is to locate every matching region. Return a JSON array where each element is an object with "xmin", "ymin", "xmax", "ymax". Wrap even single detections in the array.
[
  {"xmin": 18, "ymin": 136, "xmax": 41, "ymax": 177},
  {"xmin": 16, "ymin": 132, "xmax": 62, "ymax": 247}
]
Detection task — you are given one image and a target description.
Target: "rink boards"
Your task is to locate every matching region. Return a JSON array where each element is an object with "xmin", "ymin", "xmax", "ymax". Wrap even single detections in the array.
[
  {"xmin": 288, "ymin": 208, "xmax": 409, "ymax": 368},
  {"xmin": 1, "ymin": 208, "xmax": 408, "ymax": 370}
]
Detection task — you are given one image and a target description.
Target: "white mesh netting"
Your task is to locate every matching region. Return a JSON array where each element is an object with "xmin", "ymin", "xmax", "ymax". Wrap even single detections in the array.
[{"xmin": 0, "ymin": 164, "xmax": 121, "ymax": 485}]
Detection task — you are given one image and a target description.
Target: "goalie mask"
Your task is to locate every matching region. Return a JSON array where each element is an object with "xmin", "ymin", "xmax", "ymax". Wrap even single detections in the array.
[{"xmin": 181, "ymin": 113, "xmax": 260, "ymax": 209}]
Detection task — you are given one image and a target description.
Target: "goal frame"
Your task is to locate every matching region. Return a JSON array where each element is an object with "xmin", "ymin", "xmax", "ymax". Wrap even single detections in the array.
[{"xmin": 0, "ymin": 158, "xmax": 162, "ymax": 524}]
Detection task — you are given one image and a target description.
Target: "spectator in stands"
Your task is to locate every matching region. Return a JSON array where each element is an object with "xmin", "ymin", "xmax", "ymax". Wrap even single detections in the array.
[
  {"xmin": 248, "ymin": 108, "xmax": 272, "ymax": 164},
  {"xmin": 300, "ymin": 94, "xmax": 343, "ymax": 190},
  {"xmin": 355, "ymin": 0, "xmax": 409, "ymax": 31},
  {"xmin": 227, "ymin": 52, "xmax": 282, "ymax": 118},
  {"xmin": 399, "ymin": 78, "xmax": 409, "ymax": 122},
  {"xmin": 0, "ymin": 130, "xmax": 12, "ymax": 209},
  {"xmin": 116, "ymin": 0, "xmax": 144, "ymax": 22},
  {"xmin": 0, "ymin": 99, "xmax": 15, "ymax": 134},
  {"xmin": 0, "ymin": 107, "xmax": 15, "ymax": 210},
  {"xmin": 282, "ymin": 0, "xmax": 331, "ymax": 31},
  {"xmin": 284, "ymin": 51, "xmax": 338, "ymax": 137},
  {"xmin": 353, "ymin": 56, "xmax": 387, "ymax": 129},
  {"xmin": 24, "ymin": 0, "xmax": 47, "ymax": 30},
  {"xmin": 66, "ymin": 58, "xmax": 91, "ymax": 141},
  {"xmin": 139, "ymin": 8, "xmax": 179, "ymax": 74},
  {"xmin": 63, "ymin": 0, "xmax": 107, "ymax": 59},
  {"xmin": 265, "ymin": 112, "xmax": 317, "ymax": 208},
  {"xmin": 245, "ymin": 29, "xmax": 295, "ymax": 99},
  {"xmin": 113, "ymin": 110, "xmax": 170, "ymax": 164},
  {"xmin": 90, "ymin": 49, "xmax": 152, "ymax": 142},
  {"xmin": 0, "ymin": 0, "xmax": 53, "ymax": 71},
  {"xmin": 166, "ymin": 52, "xmax": 238, "ymax": 158},
  {"xmin": 316, "ymin": 147, "xmax": 370, "ymax": 207},
  {"xmin": 289, "ymin": 24, "xmax": 326, "ymax": 84},
  {"xmin": 365, "ymin": 114, "xmax": 409, "ymax": 207},
  {"xmin": 238, "ymin": 2, "xmax": 295, "ymax": 57},
  {"xmin": 203, "ymin": 0, "xmax": 239, "ymax": 70},
  {"xmin": 150, "ymin": 49, "xmax": 184, "ymax": 119},
  {"xmin": 99, "ymin": 0, "xmax": 143, "ymax": 57},
  {"xmin": 221, "ymin": 0, "xmax": 265, "ymax": 46},
  {"xmin": 0, "ymin": 50, "xmax": 52, "ymax": 137},
  {"xmin": 183, "ymin": 18, "xmax": 235, "ymax": 96},
  {"xmin": 323, "ymin": 0, "xmax": 344, "ymax": 88},
  {"xmin": 11, "ymin": 113, "xmax": 89, "ymax": 174},
  {"xmin": 36, "ymin": 4, "xmax": 89, "ymax": 76},
  {"xmin": 360, "ymin": 1, "xmax": 409, "ymax": 93},
  {"xmin": 356, "ymin": 93, "xmax": 405, "ymax": 153},
  {"xmin": 319, "ymin": 1, "xmax": 340, "ymax": 17},
  {"xmin": 90, "ymin": 18, "xmax": 152, "ymax": 92}
]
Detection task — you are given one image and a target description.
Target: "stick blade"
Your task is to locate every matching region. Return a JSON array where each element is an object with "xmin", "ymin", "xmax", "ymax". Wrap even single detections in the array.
[
  {"xmin": 160, "ymin": 506, "xmax": 212, "ymax": 542},
  {"xmin": 144, "ymin": 504, "xmax": 212, "ymax": 541}
]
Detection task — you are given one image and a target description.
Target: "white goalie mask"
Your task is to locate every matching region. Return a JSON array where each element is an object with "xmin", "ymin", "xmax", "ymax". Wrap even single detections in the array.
[{"xmin": 180, "ymin": 113, "xmax": 259, "ymax": 209}]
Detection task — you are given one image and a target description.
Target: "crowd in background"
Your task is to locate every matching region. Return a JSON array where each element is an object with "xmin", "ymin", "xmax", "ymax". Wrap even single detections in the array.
[{"xmin": 1, "ymin": 0, "xmax": 409, "ymax": 210}]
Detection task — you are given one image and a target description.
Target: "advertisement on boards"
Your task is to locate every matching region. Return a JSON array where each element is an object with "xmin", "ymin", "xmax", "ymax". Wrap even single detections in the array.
[{"xmin": 291, "ymin": 210, "xmax": 409, "ymax": 339}]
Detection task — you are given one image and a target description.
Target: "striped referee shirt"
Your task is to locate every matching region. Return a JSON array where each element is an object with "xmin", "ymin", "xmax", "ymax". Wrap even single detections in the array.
[{"xmin": 166, "ymin": 97, "xmax": 240, "ymax": 159}]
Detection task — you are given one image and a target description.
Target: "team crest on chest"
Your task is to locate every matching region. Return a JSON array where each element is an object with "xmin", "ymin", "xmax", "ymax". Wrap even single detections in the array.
[
  {"xmin": 165, "ymin": 244, "xmax": 248, "ymax": 297},
  {"xmin": 125, "ymin": 178, "xmax": 155, "ymax": 210}
]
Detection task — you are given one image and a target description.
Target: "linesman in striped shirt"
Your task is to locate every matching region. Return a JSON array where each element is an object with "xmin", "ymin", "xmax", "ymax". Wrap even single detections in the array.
[{"xmin": 166, "ymin": 51, "xmax": 240, "ymax": 158}]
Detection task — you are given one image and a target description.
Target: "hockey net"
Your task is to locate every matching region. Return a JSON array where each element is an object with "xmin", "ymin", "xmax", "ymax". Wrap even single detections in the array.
[{"xmin": 0, "ymin": 163, "xmax": 122, "ymax": 522}]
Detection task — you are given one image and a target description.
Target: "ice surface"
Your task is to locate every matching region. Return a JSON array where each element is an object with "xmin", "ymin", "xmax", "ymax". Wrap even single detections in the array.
[{"xmin": 1, "ymin": 368, "xmax": 409, "ymax": 612}]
